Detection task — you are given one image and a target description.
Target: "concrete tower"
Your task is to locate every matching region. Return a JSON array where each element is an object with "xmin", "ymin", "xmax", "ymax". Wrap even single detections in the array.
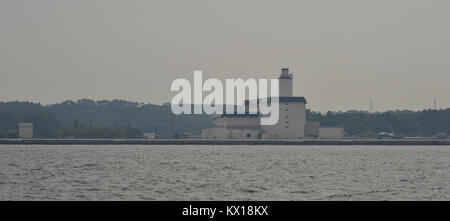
[
  {"xmin": 260, "ymin": 68, "xmax": 307, "ymax": 139},
  {"xmin": 279, "ymin": 68, "xmax": 293, "ymax": 97}
]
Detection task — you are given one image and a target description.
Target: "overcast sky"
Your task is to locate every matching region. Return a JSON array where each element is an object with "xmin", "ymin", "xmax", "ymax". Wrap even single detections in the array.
[{"xmin": 0, "ymin": 0, "xmax": 449, "ymax": 112}]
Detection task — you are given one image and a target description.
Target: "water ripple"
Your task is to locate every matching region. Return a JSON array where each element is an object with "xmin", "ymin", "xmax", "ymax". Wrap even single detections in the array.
[{"xmin": 0, "ymin": 145, "xmax": 450, "ymax": 200}]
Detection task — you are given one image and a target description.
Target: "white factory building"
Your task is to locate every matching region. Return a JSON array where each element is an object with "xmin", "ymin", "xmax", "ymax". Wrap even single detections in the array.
[
  {"xmin": 201, "ymin": 68, "xmax": 344, "ymax": 139},
  {"xmin": 202, "ymin": 68, "xmax": 310, "ymax": 139}
]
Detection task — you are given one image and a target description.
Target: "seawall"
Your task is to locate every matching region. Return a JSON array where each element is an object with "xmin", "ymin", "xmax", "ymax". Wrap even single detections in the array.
[{"xmin": 1, "ymin": 139, "xmax": 449, "ymax": 145}]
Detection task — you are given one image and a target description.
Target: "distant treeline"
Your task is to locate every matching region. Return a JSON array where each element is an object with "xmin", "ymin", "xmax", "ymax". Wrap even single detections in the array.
[
  {"xmin": 0, "ymin": 99, "xmax": 212, "ymax": 138},
  {"xmin": 307, "ymin": 109, "xmax": 450, "ymax": 137},
  {"xmin": 0, "ymin": 100, "xmax": 449, "ymax": 138}
]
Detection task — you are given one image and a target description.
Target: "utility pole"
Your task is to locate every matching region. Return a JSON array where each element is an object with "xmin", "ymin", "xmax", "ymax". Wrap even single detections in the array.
[
  {"xmin": 369, "ymin": 99, "xmax": 373, "ymax": 113},
  {"xmin": 434, "ymin": 98, "xmax": 437, "ymax": 110}
]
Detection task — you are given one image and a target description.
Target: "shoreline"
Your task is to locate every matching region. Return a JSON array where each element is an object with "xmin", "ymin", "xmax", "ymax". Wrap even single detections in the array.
[{"xmin": 1, "ymin": 138, "xmax": 449, "ymax": 145}]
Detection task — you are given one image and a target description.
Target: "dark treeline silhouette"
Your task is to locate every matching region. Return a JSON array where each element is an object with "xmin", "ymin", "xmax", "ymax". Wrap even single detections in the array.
[
  {"xmin": 0, "ymin": 100, "xmax": 448, "ymax": 138},
  {"xmin": 0, "ymin": 99, "xmax": 212, "ymax": 138},
  {"xmin": 307, "ymin": 109, "xmax": 450, "ymax": 137}
]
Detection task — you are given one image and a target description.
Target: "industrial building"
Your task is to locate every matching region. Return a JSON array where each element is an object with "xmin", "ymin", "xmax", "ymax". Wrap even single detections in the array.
[
  {"xmin": 319, "ymin": 127, "xmax": 345, "ymax": 138},
  {"xmin": 19, "ymin": 123, "xmax": 33, "ymax": 139},
  {"xmin": 201, "ymin": 68, "xmax": 344, "ymax": 139},
  {"xmin": 202, "ymin": 68, "xmax": 307, "ymax": 139},
  {"xmin": 305, "ymin": 121, "xmax": 320, "ymax": 137}
]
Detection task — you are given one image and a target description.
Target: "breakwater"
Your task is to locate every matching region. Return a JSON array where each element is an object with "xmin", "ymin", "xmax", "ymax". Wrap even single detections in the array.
[{"xmin": 1, "ymin": 138, "xmax": 449, "ymax": 145}]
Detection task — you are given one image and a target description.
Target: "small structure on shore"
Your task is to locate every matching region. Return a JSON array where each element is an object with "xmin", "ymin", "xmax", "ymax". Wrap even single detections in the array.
[
  {"xmin": 19, "ymin": 123, "xmax": 33, "ymax": 139},
  {"xmin": 319, "ymin": 127, "xmax": 345, "ymax": 138}
]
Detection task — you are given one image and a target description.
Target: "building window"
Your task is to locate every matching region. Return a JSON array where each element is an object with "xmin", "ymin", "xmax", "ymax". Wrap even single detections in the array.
[
  {"xmin": 285, "ymin": 126, "xmax": 289, "ymax": 128},
  {"xmin": 285, "ymin": 116, "xmax": 289, "ymax": 118},
  {"xmin": 285, "ymin": 109, "xmax": 289, "ymax": 111},
  {"xmin": 285, "ymin": 121, "xmax": 289, "ymax": 124}
]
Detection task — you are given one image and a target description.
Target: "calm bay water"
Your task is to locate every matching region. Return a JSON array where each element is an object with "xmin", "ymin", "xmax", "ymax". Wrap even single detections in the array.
[{"xmin": 0, "ymin": 145, "xmax": 449, "ymax": 200}]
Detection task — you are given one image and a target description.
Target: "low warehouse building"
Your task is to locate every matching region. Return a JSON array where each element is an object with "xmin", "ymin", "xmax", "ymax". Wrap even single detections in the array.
[
  {"xmin": 319, "ymin": 127, "xmax": 344, "ymax": 138},
  {"xmin": 305, "ymin": 121, "xmax": 320, "ymax": 137}
]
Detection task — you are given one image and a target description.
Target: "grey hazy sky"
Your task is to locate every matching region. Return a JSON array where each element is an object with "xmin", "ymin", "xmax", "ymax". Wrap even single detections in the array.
[{"xmin": 1, "ymin": 0, "xmax": 449, "ymax": 112}]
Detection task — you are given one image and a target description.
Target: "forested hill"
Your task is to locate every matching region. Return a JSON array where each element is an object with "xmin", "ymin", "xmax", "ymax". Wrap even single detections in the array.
[
  {"xmin": 307, "ymin": 109, "xmax": 450, "ymax": 137},
  {"xmin": 0, "ymin": 99, "xmax": 212, "ymax": 138},
  {"xmin": 0, "ymin": 99, "xmax": 449, "ymax": 138}
]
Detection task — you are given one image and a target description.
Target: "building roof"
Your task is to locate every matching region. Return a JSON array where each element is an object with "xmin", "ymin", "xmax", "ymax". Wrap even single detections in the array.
[
  {"xmin": 245, "ymin": 96, "xmax": 307, "ymax": 105},
  {"xmin": 221, "ymin": 113, "xmax": 260, "ymax": 118},
  {"xmin": 277, "ymin": 97, "xmax": 307, "ymax": 103}
]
